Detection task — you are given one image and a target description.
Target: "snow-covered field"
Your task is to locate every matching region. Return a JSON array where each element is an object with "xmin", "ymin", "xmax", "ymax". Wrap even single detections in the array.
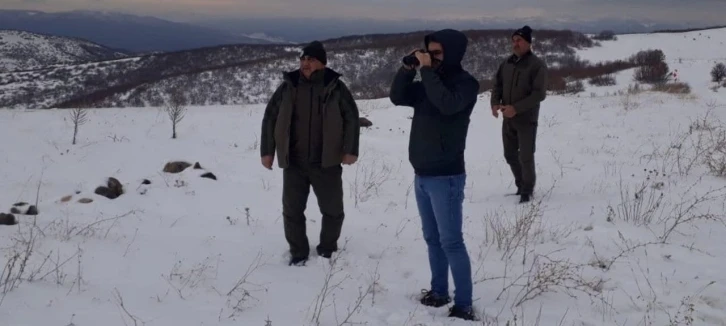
[{"xmin": 1, "ymin": 29, "xmax": 726, "ymax": 325}]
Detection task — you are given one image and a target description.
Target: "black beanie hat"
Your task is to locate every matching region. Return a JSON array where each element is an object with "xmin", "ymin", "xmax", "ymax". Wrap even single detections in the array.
[
  {"xmin": 300, "ymin": 41, "xmax": 327, "ymax": 65},
  {"xmin": 513, "ymin": 25, "xmax": 532, "ymax": 43}
]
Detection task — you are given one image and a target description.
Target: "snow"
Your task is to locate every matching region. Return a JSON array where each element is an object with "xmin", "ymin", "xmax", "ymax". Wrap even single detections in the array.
[
  {"xmin": 0, "ymin": 30, "xmax": 126, "ymax": 72},
  {"xmin": 1, "ymin": 29, "xmax": 726, "ymax": 326}
]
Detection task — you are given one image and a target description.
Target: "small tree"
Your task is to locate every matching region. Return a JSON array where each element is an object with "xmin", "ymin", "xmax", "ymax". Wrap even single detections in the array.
[
  {"xmin": 593, "ymin": 30, "xmax": 617, "ymax": 41},
  {"xmin": 69, "ymin": 105, "xmax": 88, "ymax": 145},
  {"xmin": 635, "ymin": 61, "xmax": 670, "ymax": 84},
  {"xmin": 165, "ymin": 91, "xmax": 186, "ymax": 139},
  {"xmin": 711, "ymin": 62, "xmax": 726, "ymax": 83}
]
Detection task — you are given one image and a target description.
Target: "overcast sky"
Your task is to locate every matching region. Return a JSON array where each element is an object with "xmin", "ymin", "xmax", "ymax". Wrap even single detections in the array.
[{"xmin": 3, "ymin": 0, "xmax": 726, "ymax": 24}]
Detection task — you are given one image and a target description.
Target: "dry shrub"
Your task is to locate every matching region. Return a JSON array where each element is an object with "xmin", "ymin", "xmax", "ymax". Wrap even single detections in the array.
[
  {"xmin": 653, "ymin": 82, "xmax": 691, "ymax": 94},
  {"xmin": 589, "ymin": 74, "xmax": 616, "ymax": 86},
  {"xmin": 635, "ymin": 61, "xmax": 670, "ymax": 84}
]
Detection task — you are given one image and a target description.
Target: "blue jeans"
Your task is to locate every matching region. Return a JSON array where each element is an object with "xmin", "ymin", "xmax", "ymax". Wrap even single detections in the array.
[{"xmin": 414, "ymin": 173, "xmax": 472, "ymax": 308}]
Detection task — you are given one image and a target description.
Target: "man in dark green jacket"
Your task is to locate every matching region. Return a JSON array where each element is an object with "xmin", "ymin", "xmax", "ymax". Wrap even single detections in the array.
[
  {"xmin": 260, "ymin": 41, "xmax": 360, "ymax": 266},
  {"xmin": 490, "ymin": 26, "xmax": 548, "ymax": 203}
]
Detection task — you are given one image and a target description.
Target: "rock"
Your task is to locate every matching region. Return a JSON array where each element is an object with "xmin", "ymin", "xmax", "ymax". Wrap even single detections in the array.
[
  {"xmin": 141, "ymin": 179, "xmax": 151, "ymax": 185},
  {"xmin": 60, "ymin": 195, "xmax": 73, "ymax": 203},
  {"xmin": 0, "ymin": 213, "xmax": 17, "ymax": 226},
  {"xmin": 78, "ymin": 198, "xmax": 93, "ymax": 204},
  {"xmin": 10, "ymin": 202, "xmax": 38, "ymax": 215},
  {"xmin": 94, "ymin": 177, "xmax": 124, "ymax": 199},
  {"xmin": 359, "ymin": 117, "xmax": 373, "ymax": 127},
  {"xmin": 193, "ymin": 162, "xmax": 203, "ymax": 169},
  {"xmin": 163, "ymin": 161, "xmax": 192, "ymax": 173},
  {"xmin": 200, "ymin": 172, "xmax": 217, "ymax": 180}
]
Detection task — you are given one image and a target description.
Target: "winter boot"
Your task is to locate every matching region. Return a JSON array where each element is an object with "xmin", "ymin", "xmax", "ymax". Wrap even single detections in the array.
[
  {"xmin": 289, "ymin": 256, "xmax": 308, "ymax": 266},
  {"xmin": 449, "ymin": 305, "xmax": 476, "ymax": 320},
  {"xmin": 419, "ymin": 289, "xmax": 451, "ymax": 307},
  {"xmin": 519, "ymin": 194, "xmax": 531, "ymax": 203}
]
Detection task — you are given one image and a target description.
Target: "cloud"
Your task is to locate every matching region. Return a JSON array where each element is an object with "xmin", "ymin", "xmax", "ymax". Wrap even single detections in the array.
[{"xmin": 2, "ymin": 0, "xmax": 726, "ymax": 24}]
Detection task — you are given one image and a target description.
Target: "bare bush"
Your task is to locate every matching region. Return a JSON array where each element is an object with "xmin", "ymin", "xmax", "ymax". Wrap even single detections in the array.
[
  {"xmin": 163, "ymin": 255, "xmax": 221, "ymax": 299},
  {"xmin": 69, "ymin": 106, "xmax": 88, "ymax": 145},
  {"xmin": 592, "ymin": 30, "xmax": 617, "ymax": 41},
  {"xmin": 222, "ymin": 250, "xmax": 266, "ymax": 319},
  {"xmin": 700, "ymin": 125, "xmax": 726, "ymax": 177},
  {"xmin": 588, "ymin": 74, "xmax": 616, "ymax": 86},
  {"xmin": 348, "ymin": 155, "xmax": 394, "ymax": 208},
  {"xmin": 711, "ymin": 62, "xmax": 726, "ymax": 83},
  {"xmin": 635, "ymin": 61, "xmax": 670, "ymax": 84},
  {"xmin": 496, "ymin": 253, "xmax": 605, "ymax": 308},
  {"xmin": 657, "ymin": 182, "xmax": 726, "ymax": 243},
  {"xmin": 484, "ymin": 200, "xmax": 546, "ymax": 262},
  {"xmin": 620, "ymin": 93, "xmax": 640, "ymax": 111},
  {"xmin": 653, "ymin": 82, "xmax": 691, "ymax": 94},
  {"xmin": 609, "ymin": 173, "xmax": 666, "ymax": 226},
  {"xmin": 165, "ymin": 90, "xmax": 186, "ymax": 139},
  {"xmin": 629, "ymin": 49, "xmax": 665, "ymax": 66},
  {"xmin": 1, "ymin": 223, "xmax": 39, "ymax": 306},
  {"xmin": 45, "ymin": 210, "xmax": 139, "ymax": 242},
  {"xmin": 307, "ymin": 240, "xmax": 379, "ymax": 326},
  {"xmin": 114, "ymin": 288, "xmax": 146, "ymax": 326}
]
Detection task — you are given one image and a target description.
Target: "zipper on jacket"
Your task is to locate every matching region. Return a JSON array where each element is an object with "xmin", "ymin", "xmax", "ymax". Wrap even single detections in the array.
[
  {"xmin": 508, "ymin": 69, "xmax": 516, "ymax": 104},
  {"xmin": 308, "ymin": 86, "xmax": 313, "ymax": 161}
]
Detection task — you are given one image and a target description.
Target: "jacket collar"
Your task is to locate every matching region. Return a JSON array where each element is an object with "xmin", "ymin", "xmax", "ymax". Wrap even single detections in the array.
[
  {"xmin": 283, "ymin": 67, "xmax": 341, "ymax": 92},
  {"xmin": 508, "ymin": 50, "xmax": 533, "ymax": 64}
]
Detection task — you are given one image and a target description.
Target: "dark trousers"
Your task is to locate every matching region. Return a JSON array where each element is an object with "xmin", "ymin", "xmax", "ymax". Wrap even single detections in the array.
[
  {"xmin": 282, "ymin": 163, "xmax": 345, "ymax": 259},
  {"xmin": 502, "ymin": 119, "xmax": 538, "ymax": 195}
]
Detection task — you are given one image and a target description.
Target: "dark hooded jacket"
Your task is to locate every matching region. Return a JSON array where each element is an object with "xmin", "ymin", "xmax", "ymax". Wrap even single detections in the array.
[{"xmin": 389, "ymin": 29, "xmax": 480, "ymax": 176}]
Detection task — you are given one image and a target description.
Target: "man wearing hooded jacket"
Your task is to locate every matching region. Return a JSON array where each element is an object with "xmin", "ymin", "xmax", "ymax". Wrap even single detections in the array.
[{"xmin": 389, "ymin": 29, "xmax": 478, "ymax": 321}]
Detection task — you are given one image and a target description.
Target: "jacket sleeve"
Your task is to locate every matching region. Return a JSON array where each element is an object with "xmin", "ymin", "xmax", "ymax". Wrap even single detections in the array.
[
  {"xmin": 260, "ymin": 83, "xmax": 284, "ymax": 157},
  {"xmin": 338, "ymin": 82, "xmax": 360, "ymax": 156},
  {"xmin": 490, "ymin": 62, "xmax": 504, "ymax": 107},
  {"xmin": 419, "ymin": 66, "xmax": 479, "ymax": 115},
  {"xmin": 389, "ymin": 66, "xmax": 421, "ymax": 107},
  {"xmin": 513, "ymin": 61, "xmax": 547, "ymax": 114}
]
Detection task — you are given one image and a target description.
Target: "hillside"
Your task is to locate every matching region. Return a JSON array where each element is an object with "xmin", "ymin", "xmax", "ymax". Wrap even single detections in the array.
[
  {"xmin": 0, "ymin": 30, "xmax": 128, "ymax": 72},
  {"xmin": 1, "ymin": 29, "xmax": 602, "ymax": 109},
  {"xmin": 0, "ymin": 10, "xmax": 272, "ymax": 53},
  {"xmin": 1, "ymin": 27, "xmax": 726, "ymax": 325}
]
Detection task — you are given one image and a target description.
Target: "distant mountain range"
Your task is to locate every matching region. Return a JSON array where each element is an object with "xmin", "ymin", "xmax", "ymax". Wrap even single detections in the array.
[
  {"xmin": 0, "ymin": 9, "xmax": 710, "ymax": 54},
  {"xmin": 0, "ymin": 29, "xmax": 127, "ymax": 72},
  {"xmin": 192, "ymin": 16, "xmax": 700, "ymax": 43},
  {"xmin": 0, "ymin": 10, "xmax": 279, "ymax": 53}
]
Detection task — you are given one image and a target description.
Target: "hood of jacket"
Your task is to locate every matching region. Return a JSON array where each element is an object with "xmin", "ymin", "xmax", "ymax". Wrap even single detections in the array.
[{"xmin": 424, "ymin": 29, "xmax": 469, "ymax": 73}]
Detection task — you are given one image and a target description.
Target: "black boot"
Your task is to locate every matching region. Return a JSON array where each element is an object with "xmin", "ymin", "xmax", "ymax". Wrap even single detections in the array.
[
  {"xmin": 449, "ymin": 305, "xmax": 476, "ymax": 320},
  {"xmin": 289, "ymin": 256, "xmax": 308, "ymax": 266},
  {"xmin": 519, "ymin": 194, "xmax": 531, "ymax": 203},
  {"xmin": 419, "ymin": 289, "xmax": 451, "ymax": 307},
  {"xmin": 316, "ymin": 246, "xmax": 336, "ymax": 259}
]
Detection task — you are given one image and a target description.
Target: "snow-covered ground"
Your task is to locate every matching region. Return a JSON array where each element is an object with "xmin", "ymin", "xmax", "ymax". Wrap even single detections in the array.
[{"xmin": 1, "ymin": 29, "xmax": 726, "ymax": 325}]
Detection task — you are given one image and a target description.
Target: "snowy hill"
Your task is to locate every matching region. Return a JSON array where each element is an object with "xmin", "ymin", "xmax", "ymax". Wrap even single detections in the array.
[
  {"xmin": 0, "ymin": 30, "xmax": 128, "ymax": 72},
  {"xmin": 1, "ymin": 27, "xmax": 726, "ymax": 325},
  {"xmin": 0, "ymin": 10, "xmax": 273, "ymax": 53},
  {"xmin": 1, "ymin": 29, "xmax": 600, "ymax": 109}
]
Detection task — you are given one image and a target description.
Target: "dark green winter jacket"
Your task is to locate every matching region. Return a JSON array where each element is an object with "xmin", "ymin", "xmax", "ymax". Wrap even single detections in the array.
[
  {"xmin": 490, "ymin": 51, "xmax": 548, "ymax": 122},
  {"xmin": 261, "ymin": 67, "xmax": 360, "ymax": 168}
]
